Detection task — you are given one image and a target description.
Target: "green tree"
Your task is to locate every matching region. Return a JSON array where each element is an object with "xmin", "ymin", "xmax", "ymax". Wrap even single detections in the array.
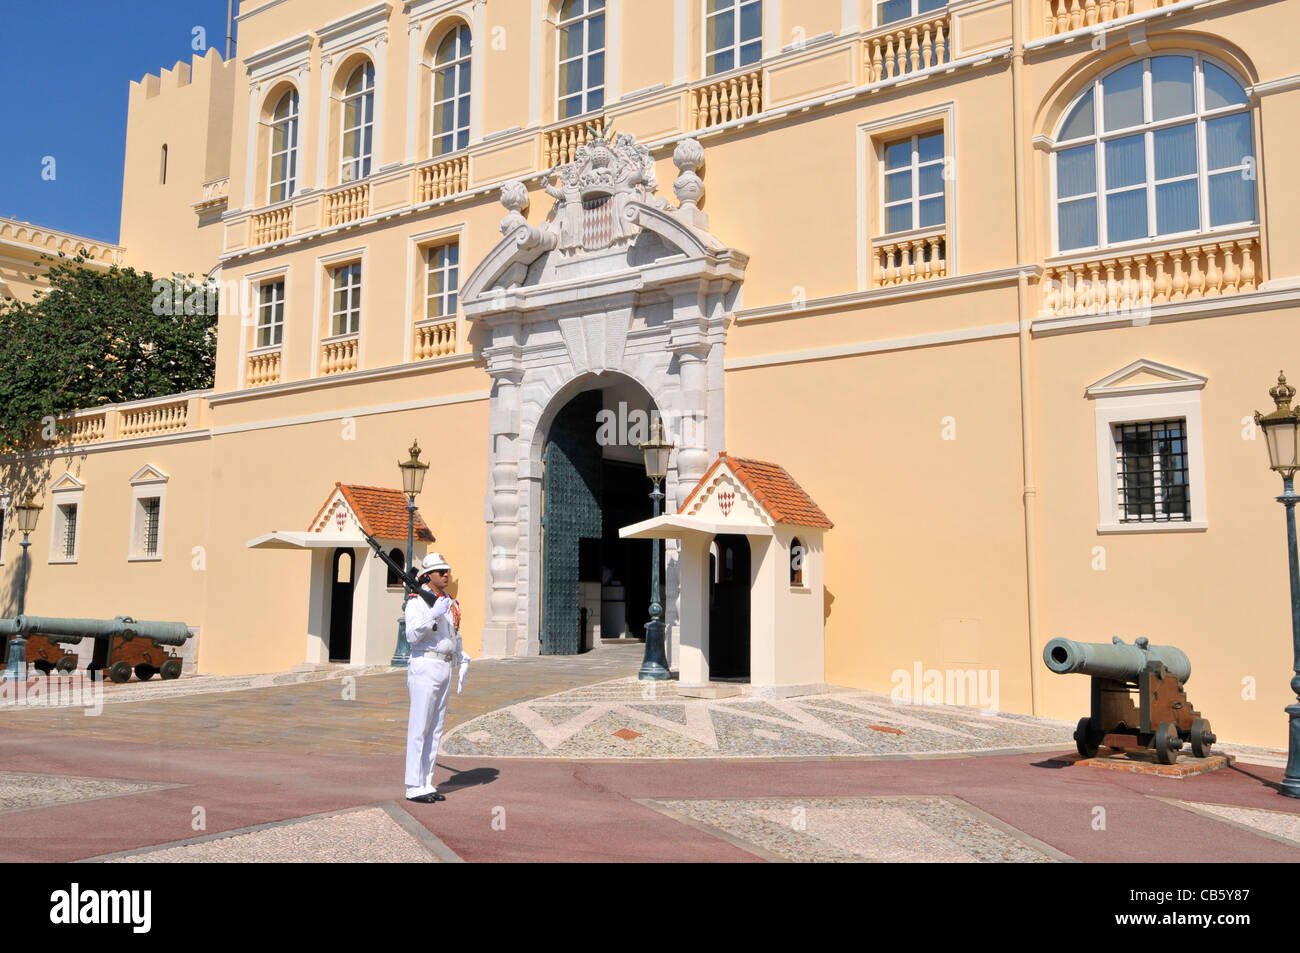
[{"xmin": 0, "ymin": 253, "xmax": 217, "ymax": 452}]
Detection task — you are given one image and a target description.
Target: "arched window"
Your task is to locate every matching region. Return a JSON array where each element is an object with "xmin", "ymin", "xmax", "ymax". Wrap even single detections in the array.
[
  {"xmin": 340, "ymin": 63, "xmax": 375, "ymax": 182},
  {"xmin": 269, "ymin": 89, "xmax": 300, "ymax": 203},
  {"xmin": 706, "ymin": 0, "xmax": 762, "ymax": 76},
  {"xmin": 432, "ymin": 25, "xmax": 472, "ymax": 156},
  {"xmin": 1054, "ymin": 54, "xmax": 1257, "ymax": 254},
  {"xmin": 557, "ymin": 0, "xmax": 605, "ymax": 120},
  {"xmin": 387, "ymin": 548, "xmax": 405, "ymax": 587},
  {"xmin": 790, "ymin": 537, "xmax": 804, "ymax": 587}
]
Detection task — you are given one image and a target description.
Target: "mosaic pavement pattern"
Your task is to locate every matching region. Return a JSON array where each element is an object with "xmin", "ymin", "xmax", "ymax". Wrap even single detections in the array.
[
  {"xmin": 442, "ymin": 677, "xmax": 1076, "ymax": 759},
  {"xmin": 93, "ymin": 806, "xmax": 457, "ymax": 863},
  {"xmin": 0, "ymin": 771, "xmax": 179, "ymax": 815},
  {"xmin": 641, "ymin": 796, "xmax": 1071, "ymax": 862},
  {"xmin": 1170, "ymin": 800, "xmax": 1300, "ymax": 848}
]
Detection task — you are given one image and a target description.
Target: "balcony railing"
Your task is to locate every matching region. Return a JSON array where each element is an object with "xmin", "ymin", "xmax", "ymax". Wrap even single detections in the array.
[
  {"xmin": 690, "ymin": 72, "xmax": 764, "ymax": 131},
  {"xmin": 413, "ymin": 318, "xmax": 458, "ymax": 361},
  {"xmin": 416, "ymin": 155, "xmax": 470, "ymax": 204},
  {"xmin": 871, "ymin": 226, "xmax": 949, "ymax": 286},
  {"xmin": 865, "ymin": 12, "xmax": 951, "ymax": 83},
  {"xmin": 246, "ymin": 347, "xmax": 282, "ymax": 388},
  {"xmin": 1040, "ymin": 231, "xmax": 1262, "ymax": 317},
  {"xmin": 543, "ymin": 116, "xmax": 608, "ymax": 169},
  {"xmin": 53, "ymin": 393, "xmax": 207, "ymax": 446},
  {"xmin": 325, "ymin": 184, "xmax": 371, "ymax": 227},
  {"xmin": 320, "ymin": 334, "xmax": 359, "ymax": 376},
  {"xmin": 250, "ymin": 206, "xmax": 292, "ymax": 246},
  {"xmin": 119, "ymin": 399, "xmax": 190, "ymax": 438},
  {"xmin": 1044, "ymin": 0, "xmax": 1176, "ymax": 36}
]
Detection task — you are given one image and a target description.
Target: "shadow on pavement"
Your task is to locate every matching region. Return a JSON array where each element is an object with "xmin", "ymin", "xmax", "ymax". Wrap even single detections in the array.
[{"xmin": 436, "ymin": 766, "xmax": 500, "ymax": 793}]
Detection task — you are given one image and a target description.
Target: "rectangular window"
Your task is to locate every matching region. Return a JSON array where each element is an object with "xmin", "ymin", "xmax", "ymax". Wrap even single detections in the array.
[
  {"xmin": 1115, "ymin": 419, "xmax": 1190, "ymax": 523},
  {"xmin": 331, "ymin": 263, "xmax": 362, "ymax": 337},
  {"xmin": 60, "ymin": 504, "xmax": 78, "ymax": 560},
  {"xmin": 558, "ymin": 0, "xmax": 606, "ymax": 120},
  {"xmin": 142, "ymin": 498, "xmax": 161, "ymax": 558},
  {"xmin": 257, "ymin": 280, "xmax": 285, "ymax": 349},
  {"xmin": 882, "ymin": 131, "xmax": 946, "ymax": 234},
  {"xmin": 878, "ymin": 0, "xmax": 946, "ymax": 26},
  {"xmin": 426, "ymin": 242, "xmax": 460, "ymax": 320},
  {"xmin": 706, "ymin": 0, "xmax": 762, "ymax": 76}
]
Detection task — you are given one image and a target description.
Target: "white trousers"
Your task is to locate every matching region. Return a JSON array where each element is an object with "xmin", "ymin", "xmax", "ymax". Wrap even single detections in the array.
[{"xmin": 405, "ymin": 656, "xmax": 453, "ymax": 790}]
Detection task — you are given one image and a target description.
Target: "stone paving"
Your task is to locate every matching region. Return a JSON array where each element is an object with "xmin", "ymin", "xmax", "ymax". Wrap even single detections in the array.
[
  {"xmin": 442, "ymin": 676, "xmax": 1077, "ymax": 759},
  {"xmin": 640, "ymin": 796, "xmax": 1072, "ymax": 862}
]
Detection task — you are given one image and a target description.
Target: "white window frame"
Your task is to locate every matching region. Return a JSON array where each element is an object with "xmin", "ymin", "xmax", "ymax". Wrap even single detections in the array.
[
  {"xmin": 128, "ymin": 466, "xmax": 169, "ymax": 562},
  {"xmin": 1088, "ymin": 360, "xmax": 1208, "ymax": 534},
  {"xmin": 704, "ymin": 0, "xmax": 763, "ymax": 77},
  {"xmin": 330, "ymin": 261, "xmax": 363, "ymax": 337},
  {"xmin": 268, "ymin": 89, "xmax": 301, "ymax": 204},
  {"xmin": 257, "ymin": 278, "xmax": 286, "ymax": 349},
  {"xmin": 431, "ymin": 24, "xmax": 472, "ymax": 157},
  {"xmin": 881, "ymin": 130, "xmax": 946, "ymax": 235},
  {"xmin": 556, "ymin": 0, "xmax": 607, "ymax": 121},
  {"xmin": 339, "ymin": 62, "xmax": 376, "ymax": 183},
  {"xmin": 48, "ymin": 474, "xmax": 84, "ymax": 565},
  {"xmin": 425, "ymin": 240, "xmax": 460, "ymax": 320},
  {"xmin": 1051, "ymin": 52, "xmax": 1258, "ymax": 256}
]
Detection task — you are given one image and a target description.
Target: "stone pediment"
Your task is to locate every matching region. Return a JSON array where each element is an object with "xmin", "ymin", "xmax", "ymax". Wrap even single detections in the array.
[
  {"xmin": 461, "ymin": 135, "xmax": 746, "ymax": 318},
  {"xmin": 1086, "ymin": 359, "xmax": 1207, "ymax": 398}
]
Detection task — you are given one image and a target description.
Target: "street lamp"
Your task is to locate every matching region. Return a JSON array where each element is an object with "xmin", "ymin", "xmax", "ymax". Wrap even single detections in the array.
[
  {"xmin": 1255, "ymin": 371, "xmax": 1300, "ymax": 797},
  {"xmin": 393, "ymin": 440, "xmax": 430, "ymax": 668},
  {"xmin": 1, "ymin": 493, "xmax": 42, "ymax": 682},
  {"xmin": 638, "ymin": 418, "xmax": 674, "ymax": 680}
]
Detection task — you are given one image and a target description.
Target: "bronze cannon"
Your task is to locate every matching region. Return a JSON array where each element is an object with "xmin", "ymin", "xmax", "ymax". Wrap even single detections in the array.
[
  {"xmin": 1, "ymin": 616, "xmax": 191, "ymax": 683},
  {"xmin": 1043, "ymin": 635, "xmax": 1216, "ymax": 764}
]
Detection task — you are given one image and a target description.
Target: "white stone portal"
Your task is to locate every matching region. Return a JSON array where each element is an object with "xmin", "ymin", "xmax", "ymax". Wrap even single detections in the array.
[{"xmin": 462, "ymin": 134, "xmax": 748, "ymax": 662}]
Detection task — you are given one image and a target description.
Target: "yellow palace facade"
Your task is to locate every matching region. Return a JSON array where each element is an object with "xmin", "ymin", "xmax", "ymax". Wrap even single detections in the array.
[{"xmin": 4, "ymin": 0, "xmax": 1299, "ymax": 747}]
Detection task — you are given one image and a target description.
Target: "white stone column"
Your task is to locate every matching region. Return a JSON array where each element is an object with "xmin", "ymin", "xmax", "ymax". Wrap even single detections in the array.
[
  {"xmin": 842, "ymin": 0, "xmax": 859, "ymax": 34},
  {"xmin": 405, "ymin": 20, "xmax": 423, "ymax": 163},
  {"xmin": 673, "ymin": 0, "xmax": 688, "ymax": 84},
  {"xmin": 371, "ymin": 36, "xmax": 388, "ymax": 169},
  {"xmin": 605, "ymin": 0, "xmax": 622, "ymax": 103},
  {"xmin": 528, "ymin": 0, "xmax": 544, "ymax": 127},
  {"xmin": 471, "ymin": 0, "xmax": 487, "ymax": 144},
  {"xmin": 482, "ymin": 361, "xmax": 524, "ymax": 657},
  {"xmin": 244, "ymin": 80, "xmax": 261, "ymax": 209},
  {"xmin": 316, "ymin": 56, "xmax": 332, "ymax": 190}
]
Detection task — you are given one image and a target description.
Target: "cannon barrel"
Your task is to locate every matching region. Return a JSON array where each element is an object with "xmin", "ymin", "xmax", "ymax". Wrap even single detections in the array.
[
  {"xmin": 0, "ymin": 618, "xmax": 82, "ymax": 644},
  {"xmin": 1043, "ymin": 636, "xmax": 1192, "ymax": 683},
  {"xmin": 5, "ymin": 616, "xmax": 191, "ymax": 647}
]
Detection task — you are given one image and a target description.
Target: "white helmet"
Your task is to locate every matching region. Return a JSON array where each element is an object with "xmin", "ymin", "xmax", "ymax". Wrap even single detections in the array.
[{"xmin": 418, "ymin": 552, "xmax": 451, "ymax": 577}]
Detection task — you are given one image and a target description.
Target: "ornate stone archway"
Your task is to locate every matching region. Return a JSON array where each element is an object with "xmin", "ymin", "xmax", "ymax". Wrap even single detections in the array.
[{"xmin": 462, "ymin": 132, "xmax": 748, "ymax": 660}]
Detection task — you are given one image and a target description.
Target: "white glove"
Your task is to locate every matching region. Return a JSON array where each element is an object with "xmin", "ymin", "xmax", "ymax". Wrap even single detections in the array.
[{"xmin": 457, "ymin": 658, "xmax": 469, "ymax": 694}]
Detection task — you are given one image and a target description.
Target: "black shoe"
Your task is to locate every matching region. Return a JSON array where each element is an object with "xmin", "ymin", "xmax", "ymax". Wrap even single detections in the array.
[{"xmin": 406, "ymin": 791, "xmax": 446, "ymax": 803}]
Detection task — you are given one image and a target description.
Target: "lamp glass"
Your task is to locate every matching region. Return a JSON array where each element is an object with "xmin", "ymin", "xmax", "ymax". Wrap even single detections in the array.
[
  {"xmin": 14, "ymin": 495, "xmax": 41, "ymax": 534},
  {"xmin": 639, "ymin": 420, "xmax": 674, "ymax": 481},
  {"xmin": 399, "ymin": 441, "xmax": 430, "ymax": 497},
  {"xmin": 1265, "ymin": 418, "xmax": 1300, "ymax": 473}
]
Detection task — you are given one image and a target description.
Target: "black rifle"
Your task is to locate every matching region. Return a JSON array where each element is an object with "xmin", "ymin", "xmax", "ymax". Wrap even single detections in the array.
[{"xmin": 356, "ymin": 524, "xmax": 439, "ymax": 607}]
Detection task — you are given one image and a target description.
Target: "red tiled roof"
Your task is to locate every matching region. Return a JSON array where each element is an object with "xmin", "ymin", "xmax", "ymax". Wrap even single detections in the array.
[
  {"xmin": 308, "ymin": 484, "xmax": 435, "ymax": 542},
  {"xmin": 680, "ymin": 453, "xmax": 833, "ymax": 529}
]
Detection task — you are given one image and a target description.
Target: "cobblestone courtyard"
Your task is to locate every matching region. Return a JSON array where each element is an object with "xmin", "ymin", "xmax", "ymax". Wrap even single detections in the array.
[{"xmin": 1, "ymin": 644, "xmax": 1298, "ymax": 863}]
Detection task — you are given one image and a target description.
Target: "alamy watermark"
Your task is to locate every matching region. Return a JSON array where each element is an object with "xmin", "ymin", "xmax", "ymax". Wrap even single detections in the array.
[{"xmin": 890, "ymin": 661, "xmax": 1000, "ymax": 712}]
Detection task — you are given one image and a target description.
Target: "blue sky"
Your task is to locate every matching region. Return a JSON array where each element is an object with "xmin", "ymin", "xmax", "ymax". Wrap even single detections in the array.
[{"xmin": 0, "ymin": 1, "xmax": 232, "ymax": 244}]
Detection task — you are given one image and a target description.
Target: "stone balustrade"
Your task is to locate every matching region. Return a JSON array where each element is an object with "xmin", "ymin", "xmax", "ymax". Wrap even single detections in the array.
[
  {"xmin": 865, "ymin": 13, "xmax": 950, "ymax": 83},
  {"xmin": 416, "ymin": 155, "xmax": 470, "ymax": 204},
  {"xmin": 320, "ymin": 335, "xmax": 359, "ymax": 376},
  {"xmin": 56, "ymin": 413, "xmax": 107, "ymax": 447},
  {"xmin": 246, "ymin": 349, "xmax": 282, "ymax": 387},
  {"xmin": 250, "ymin": 206, "xmax": 292, "ymax": 246},
  {"xmin": 119, "ymin": 399, "xmax": 190, "ymax": 438},
  {"xmin": 325, "ymin": 184, "xmax": 371, "ymax": 227},
  {"xmin": 1044, "ymin": 0, "xmax": 1177, "ymax": 35},
  {"xmin": 413, "ymin": 319, "xmax": 457, "ymax": 360},
  {"xmin": 690, "ymin": 72, "xmax": 763, "ymax": 130},
  {"xmin": 1040, "ymin": 232, "xmax": 1262, "ymax": 316},
  {"xmin": 872, "ymin": 228, "xmax": 949, "ymax": 286},
  {"xmin": 543, "ymin": 116, "xmax": 608, "ymax": 169}
]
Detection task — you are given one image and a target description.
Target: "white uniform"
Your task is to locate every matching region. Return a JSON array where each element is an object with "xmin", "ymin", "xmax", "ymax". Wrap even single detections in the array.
[{"xmin": 404, "ymin": 588, "xmax": 471, "ymax": 796}]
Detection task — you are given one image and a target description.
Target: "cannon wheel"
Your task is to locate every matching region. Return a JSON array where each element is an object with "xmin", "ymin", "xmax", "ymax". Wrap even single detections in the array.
[
  {"xmin": 134, "ymin": 664, "xmax": 156, "ymax": 681},
  {"xmin": 32, "ymin": 660, "xmax": 52, "ymax": 675},
  {"xmin": 1074, "ymin": 717, "xmax": 1099, "ymax": 759},
  {"xmin": 160, "ymin": 659, "xmax": 182, "ymax": 681},
  {"xmin": 55, "ymin": 655, "xmax": 77, "ymax": 674},
  {"xmin": 1154, "ymin": 722, "xmax": 1181, "ymax": 765},
  {"xmin": 108, "ymin": 661, "xmax": 133, "ymax": 684},
  {"xmin": 1190, "ymin": 719, "xmax": 1215, "ymax": 759}
]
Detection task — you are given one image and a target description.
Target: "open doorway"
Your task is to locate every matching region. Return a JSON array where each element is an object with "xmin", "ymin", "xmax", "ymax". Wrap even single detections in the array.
[
  {"xmin": 709, "ymin": 534, "xmax": 751, "ymax": 680},
  {"xmin": 329, "ymin": 547, "xmax": 355, "ymax": 662}
]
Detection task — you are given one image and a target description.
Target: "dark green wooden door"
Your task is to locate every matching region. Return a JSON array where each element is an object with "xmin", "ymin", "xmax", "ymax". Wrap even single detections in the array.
[{"xmin": 541, "ymin": 391, "xmax": 603, "ymax": 655}]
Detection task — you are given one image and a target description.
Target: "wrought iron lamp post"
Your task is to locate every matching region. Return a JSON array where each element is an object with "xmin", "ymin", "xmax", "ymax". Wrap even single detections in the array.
[
  {"xmin": 1, "ymin": 493, "xmax": 42, "ymax": 682},
  {"xmin": 638, "ymin": 419, "xmax": 674, "ymax": 680},
  {"xmin": 1255, "ymin": 372, "xmax": 1300, "ymax": 797},
  {"xmin": 393, "ymin": 440, "xmax": 430, "ymax": 668}
]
